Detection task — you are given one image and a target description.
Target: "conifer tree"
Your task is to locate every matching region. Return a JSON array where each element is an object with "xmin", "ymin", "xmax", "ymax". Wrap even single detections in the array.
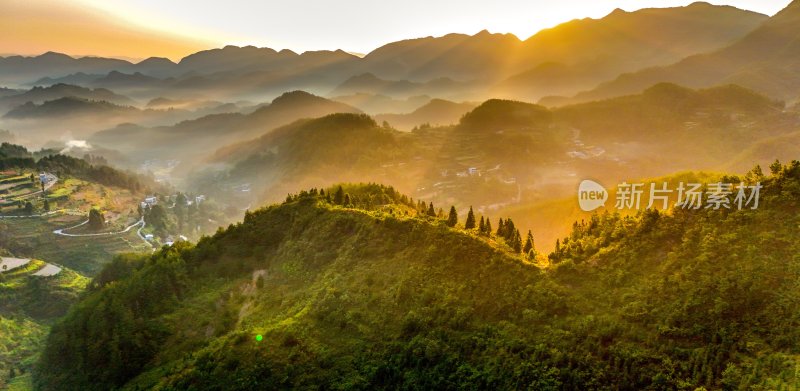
[
  {"xmin": 505, "ymin": 218, "xmax": 516, "ymax": 241},
  {"xmin": 479, "ymin": 216, "xmax": 485, "ymax": 232},
  {"xmin": 427, "ymin": 202, "xmax": 436, "ymax": 217},
  {"xmin": 770, "ymin": 159, "xmax": 782, "ymax": 175},
  {"xmin": 446, "ymin": 206, "xmax": 458, "ymax": 227},
  {"xmin": 484, "ymin": 218, "xmax": 492, "ymax": 236},
  {"xmin": 465, "ymin": 206, "xmax": 476, "ymax": 229},
  {"xmin": 334, "ymin": 186, "xmax": 345, "ymax": 205},
  {"xmin": 550, "ymin": 239, "xmax": 562, "ymax": 262},
  {"xmin": 523, "ymin": 230, "xmax": 535, "ymax": 255},
  {"xmin": 512, "ymin": 229, "xmax": 522, "ymax": 253},
  {"xmin": 497, "ymin": 218, "xmax": 505, "ymax": 237},
  {"xmin": 344, "ymin": 193, "xmax": 351, "ymax": 206}
]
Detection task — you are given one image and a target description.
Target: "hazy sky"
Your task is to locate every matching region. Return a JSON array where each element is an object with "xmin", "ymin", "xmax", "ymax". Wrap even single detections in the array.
[{"xmin": 72, "ymin": 0, "xmax": 795, "ymax": 54}]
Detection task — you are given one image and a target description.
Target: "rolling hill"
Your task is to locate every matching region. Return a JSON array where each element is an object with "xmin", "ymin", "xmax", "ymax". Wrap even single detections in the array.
[
  {"xmin": 88, "ymin": 91, "xmax": 363, "ymax": 169},
  {"xmin": 3, "ymin": 97, "xmax": 138, "ymax": 120},
  {"xmin": 208, "ymin": 113, "xmax": 413, "ymax": 199},
  {"xmin": 202, "ymin": 97, "xmax": 573, "ymax": 217},
  {"xmin": 0, "ymin": 84, "xmax": 134, "ymax": 115},
  {"xmin": 198, "ymin": 84, "xmax": 800, "ymax": 269},
  {"xmin": 35, "ymin": 166, "xmax": 800, "ymax": 389},
  {"xmin": 374, "ymin": 99, "xmax": 476, "ymax": 131}
]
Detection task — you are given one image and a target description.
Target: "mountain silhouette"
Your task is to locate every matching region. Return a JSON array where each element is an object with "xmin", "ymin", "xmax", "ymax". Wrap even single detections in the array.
[
  {"xmin": 0, "ymin": 83, "xmax": 134, "ymax": 114},
  {"xmin": 89, "ymin": 91, "xmax": 362, "ymax": 166},
  {"xmin": 0, "ymin": 2, "xmax": 768, "ymax": 105},
  {"xmin": 3, "ymin": 97, "xmax": 137, "ymax": 119},
  {"xmin": 0, "ymin": 0, "xmax": 207, "ymax": 62},
  {"xmin": 543, "ymin": 0, "xmax": 800, "ymax": 105}
]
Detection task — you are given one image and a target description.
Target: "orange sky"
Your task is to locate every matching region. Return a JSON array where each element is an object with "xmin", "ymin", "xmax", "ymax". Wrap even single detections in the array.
[
  {"xmin": 0, "ymin": 0, "xmax": 211, "ymax": 61},
  {"xmin": 1, "ymin": 0, "xmax": 791, "ymax": 61}
]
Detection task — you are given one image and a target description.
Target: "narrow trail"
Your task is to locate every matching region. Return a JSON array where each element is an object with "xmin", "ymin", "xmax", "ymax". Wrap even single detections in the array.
[
  {"xmin": 52, "ymin": 216, "xmax": 155, "ymax": 250},
  {"xmin": 53, "ymin": 217, "xmax": 144, "ymax": 237},
  {"xmin": 136, "ymin": 219, "xmax": 155, "ymax": 251},
  {"xmin": 2, "ymin": 172, "xmax": 157, "ymax": 250}
]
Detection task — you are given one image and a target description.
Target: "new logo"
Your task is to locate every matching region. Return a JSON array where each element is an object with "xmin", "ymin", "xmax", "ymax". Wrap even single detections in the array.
[{"xmin": 578, "ymin": 180, "xmax": 608, "ymax": 212}]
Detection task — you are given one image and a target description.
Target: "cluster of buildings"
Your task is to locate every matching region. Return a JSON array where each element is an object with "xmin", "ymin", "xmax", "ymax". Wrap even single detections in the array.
[{"xmin": 139, "ymin": 193, "xmax": 205, "ymax": 246}]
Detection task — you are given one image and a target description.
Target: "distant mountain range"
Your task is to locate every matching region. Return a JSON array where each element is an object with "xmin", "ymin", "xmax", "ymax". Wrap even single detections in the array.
[
  {"xmin": 493, "ymin": 2, "xmax": 769, "ymax": 100},
  {"xmin": 0, "ymin": 83, "xmax": 134, "ymax": 114},
  {"xmin": 0, "ymin": 0, "xmax": 208, "ymax": 62},
  {"xmin": 0, "ymin": 2, "xmax": 774, "ymax": 104},
  {"xmin": 542, "ymin": 0, "xmax": 800, "ymax": 106}
]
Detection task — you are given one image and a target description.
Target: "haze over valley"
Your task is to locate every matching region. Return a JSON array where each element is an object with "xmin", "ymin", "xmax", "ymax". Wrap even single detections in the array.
[{"xmin": 2, "ymin": 1, "xmax": 800, "ymax": 389}]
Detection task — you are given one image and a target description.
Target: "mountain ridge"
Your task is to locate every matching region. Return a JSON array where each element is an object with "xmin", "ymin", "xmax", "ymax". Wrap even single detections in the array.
[
  {"xmin": 541, "ymin": 0, "xmax": 800, "ymax": 105},
  {"xmin": 35, "ymin": 166, "xmax": 800, "ymax": 389},
  {"xmin": 1, "ymin": 2, "xmax": 768, "ymax": 103}
]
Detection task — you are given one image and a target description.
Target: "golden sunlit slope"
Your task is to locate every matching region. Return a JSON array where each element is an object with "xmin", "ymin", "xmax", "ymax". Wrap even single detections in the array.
[
  {"xmin": 0, "ymin": 0, "xmax": 211, "ymax": 61},
  {"xmin": 542, "ymin": 0, "xmax": 800, "ymax": 106}
]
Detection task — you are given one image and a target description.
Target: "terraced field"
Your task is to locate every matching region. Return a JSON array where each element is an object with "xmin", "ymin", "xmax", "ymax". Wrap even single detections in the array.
[
  {"xmin": 0, "ymin": 259, "xmax": 88, "ymax": 390},
  {"xmin": 1, "ymin": 215, "xmax": 150, "ymax": 275},
  {"xmin": 0, "ymin": 175, "xmax": 146, "ymax": 388},
  {"xmin": 0, "ymin": 163, "xmax": 158, "ymax": 389},
  {"xmin": 0, "ymin": 172, "xmax": 151, "ymax": 275}
]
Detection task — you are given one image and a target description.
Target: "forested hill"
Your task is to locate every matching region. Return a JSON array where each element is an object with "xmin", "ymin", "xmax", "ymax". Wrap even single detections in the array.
[
  {"xmin": 0, "ymin": 142, "xmax": 157, "ymax": 192},
  {"xmin": 36, "ymin": 163, "xmax": 800, "ymax": 389}
]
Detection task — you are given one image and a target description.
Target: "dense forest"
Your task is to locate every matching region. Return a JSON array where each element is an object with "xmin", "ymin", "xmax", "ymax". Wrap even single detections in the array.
[{"xmin": 34, "ymin": 163, "xmax": 800, "ymax": 390}]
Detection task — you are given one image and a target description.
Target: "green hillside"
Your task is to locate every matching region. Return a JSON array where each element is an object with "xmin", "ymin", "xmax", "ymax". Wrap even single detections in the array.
[
  {"xmin": 204, "ymin": 113, "xmax": 419, "ymax": 202},
  {"xmin": 35, "ymin": 163, "xmax": 800, "ymax": 389},
  {"xmin": 0, "ymin": 144, "xmax": 162, "ymax": 275},
  {"xmin": 0, "ymin": 258, "xmax": 88, "ymax": 389}
]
